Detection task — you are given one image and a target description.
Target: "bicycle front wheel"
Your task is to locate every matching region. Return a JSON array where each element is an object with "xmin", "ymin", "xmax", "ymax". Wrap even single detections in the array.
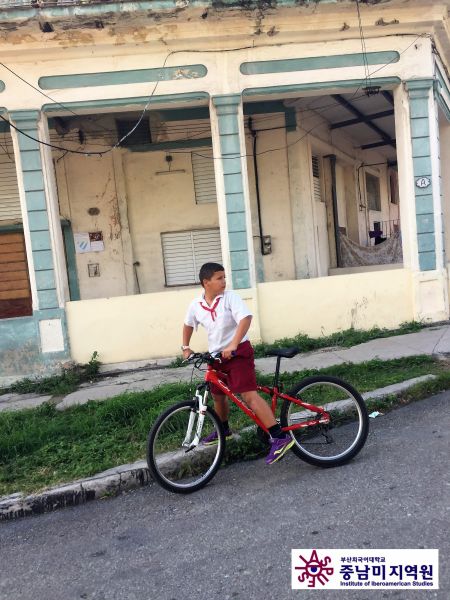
[
  {"xmin": 280, "ymin": 376, "xmax": 369, "ymax": 467},
  {"xmin": 147, "ymin": 400, "xmax": 225, "ymax": 493}
]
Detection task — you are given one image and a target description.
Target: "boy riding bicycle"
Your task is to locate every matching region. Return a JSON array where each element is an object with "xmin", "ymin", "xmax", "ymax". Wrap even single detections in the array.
[{"xmin": 182, "ymin": 262, "xmax": 295, "ymax": 465}]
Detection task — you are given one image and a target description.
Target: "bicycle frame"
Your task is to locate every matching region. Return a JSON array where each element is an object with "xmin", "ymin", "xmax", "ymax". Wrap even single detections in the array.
[{"xmin": 204, "ymin": 364, "xmax": 331, "ymax": 434}]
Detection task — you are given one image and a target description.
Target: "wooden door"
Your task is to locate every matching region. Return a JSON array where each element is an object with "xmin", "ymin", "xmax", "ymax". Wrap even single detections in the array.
[{"xmin": 0, "ymin": 232, "xmax": 32, "ymax": 319}]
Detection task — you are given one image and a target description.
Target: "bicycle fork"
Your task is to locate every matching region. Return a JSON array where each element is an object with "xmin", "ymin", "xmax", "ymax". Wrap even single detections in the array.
[{"xmin": 182, "ymin": 388, "xmax": 209, "ymax": 451}]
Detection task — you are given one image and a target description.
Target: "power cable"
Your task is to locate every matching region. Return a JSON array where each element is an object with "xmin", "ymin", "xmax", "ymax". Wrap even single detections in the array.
[{"xmin": 0, "ymin": 32, "xmax": 429, "ymax": 162}]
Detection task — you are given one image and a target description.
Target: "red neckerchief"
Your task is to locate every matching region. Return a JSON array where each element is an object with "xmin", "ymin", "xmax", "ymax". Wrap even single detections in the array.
[{"xmin": 200, "ymin": 296, "xmax": 221, "ymax": 321}]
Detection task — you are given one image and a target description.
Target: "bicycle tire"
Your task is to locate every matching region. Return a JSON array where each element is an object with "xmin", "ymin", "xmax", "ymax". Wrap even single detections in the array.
[
  {"xmin": 280, "ymin": 375, "xmax": 369, "ymax": 467},
  {"xmin": 147, "ymin": 400, "xmax": 225, "ymax": 494}
]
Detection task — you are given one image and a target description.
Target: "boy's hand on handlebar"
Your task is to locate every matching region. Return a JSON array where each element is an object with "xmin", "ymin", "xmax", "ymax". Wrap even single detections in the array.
[
  {"xmin": 182, "ymin": 348, "xmax": 193, "ymax": 361},
  {"xmin": 221, "ymin": 344, "xmax": 237, "ymax": 360}
]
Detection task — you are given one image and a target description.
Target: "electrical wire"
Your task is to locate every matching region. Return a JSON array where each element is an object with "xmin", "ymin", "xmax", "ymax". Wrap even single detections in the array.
[{"xmin": 0, "ymin": 32, "xmax": 429, "ymax": 162}]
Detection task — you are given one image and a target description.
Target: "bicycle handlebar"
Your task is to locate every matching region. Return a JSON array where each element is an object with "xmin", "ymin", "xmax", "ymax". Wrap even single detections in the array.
[{"xmin": 185, "ymin": 352, "xmax": 221, "ymax": 368}]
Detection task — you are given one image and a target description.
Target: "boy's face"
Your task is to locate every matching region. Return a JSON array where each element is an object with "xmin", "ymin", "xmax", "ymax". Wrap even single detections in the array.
[{"xmin": 203, "ymin": 270, "xmax": 226, "ymax": 297}]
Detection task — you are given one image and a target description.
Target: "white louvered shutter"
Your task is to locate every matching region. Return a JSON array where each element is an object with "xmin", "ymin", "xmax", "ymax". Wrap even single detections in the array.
[
  {"xmin": 312, "ymin": 156, "xmax": 323, "ymax": 203},
  {"xmin": 161, "ymin": 228, "xmax": 222, "ymax": 286},
  {"xmin": 191, "ymin": 149, "xmax": 217, "ymax": 204},
  {"xmin": 0, "ymin": 156, "xmax": 21, "ymax": 223}
]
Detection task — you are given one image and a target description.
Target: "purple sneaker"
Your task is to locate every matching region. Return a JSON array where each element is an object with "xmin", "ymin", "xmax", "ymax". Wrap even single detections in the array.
[
  {"xmin": 202, "ymin": 429, "xmax": 233, "ymax": 445},
  {"xmin": 265, "ymin": 435, "xmax": 295, "ymax": 465}
]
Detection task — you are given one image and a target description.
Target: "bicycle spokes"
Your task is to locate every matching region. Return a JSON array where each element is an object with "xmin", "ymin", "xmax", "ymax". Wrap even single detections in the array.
[
  {"xmin": 285, "ymin": 379, "xmax": 368, "ymax": 462},
  {"xmin": 149, "ymin": 402, "xmax": 224, "ymax": 491}
]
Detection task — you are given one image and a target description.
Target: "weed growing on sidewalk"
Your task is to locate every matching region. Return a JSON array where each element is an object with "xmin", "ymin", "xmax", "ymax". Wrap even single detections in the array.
[
  {"xmin": 0, "ymin": 355, "xmax": 446, "ymax": 497},
  {"xmin": 252, "ymin": 321, "xmax": 423, "ymax": 358},
  {"xmin": 0, "ymin": 352, "xmax": 101, "ymax": 396},
  {"xmin": 168, "ymin": 322, "xmax": 424, "ymax": 366}
]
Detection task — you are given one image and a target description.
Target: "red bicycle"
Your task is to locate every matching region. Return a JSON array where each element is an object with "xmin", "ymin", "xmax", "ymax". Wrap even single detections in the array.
[{"xmin": 146, "ymin": 348, "xmax": 369, "ymax": 493}]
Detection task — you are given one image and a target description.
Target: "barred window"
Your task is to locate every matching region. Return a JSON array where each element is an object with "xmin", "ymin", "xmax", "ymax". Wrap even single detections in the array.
[{"xmin": 161, "ymin": 228, "xmax": 222, "ymax": 286}]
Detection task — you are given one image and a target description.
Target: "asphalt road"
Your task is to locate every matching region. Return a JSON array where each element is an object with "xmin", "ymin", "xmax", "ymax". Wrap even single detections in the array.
[{"xmin": 1, "ymin": 392, "xmax": 449, "ymax": 600}]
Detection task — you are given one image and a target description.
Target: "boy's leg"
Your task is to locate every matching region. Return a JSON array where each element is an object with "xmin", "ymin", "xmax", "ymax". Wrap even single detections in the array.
[
  {"xmin": 240, "ymin": 390, "xmax": 276, "ymax": 428},
  {"xmin": 211, "ymin": 393, "xmax": 229, "ymax": 422},
  {"xmin": 202, "ymin": 392, "xmax": 232, "ymax": 445},
  {"xmin": 241, "ymin": 390, "xmax": 295, "ymax": 465}
]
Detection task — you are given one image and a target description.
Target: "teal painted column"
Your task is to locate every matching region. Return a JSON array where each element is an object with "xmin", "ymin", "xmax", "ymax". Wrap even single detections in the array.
[
  {"xmin": 405, "ymin": 80, "xmax": 437, "ymax": 271},
  {"xmin": 9, "ymin": 110, "xmax": 59, "ymax": 310},
  {"xmin": 212, "ymin": 95, "xmax": 252, "ymax": 289}
]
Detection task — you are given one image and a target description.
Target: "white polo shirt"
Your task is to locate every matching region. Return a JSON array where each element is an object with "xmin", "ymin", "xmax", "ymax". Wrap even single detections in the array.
[{"xmin": 185, "ymin": 290, "xmax": 252, "ymax": 353}]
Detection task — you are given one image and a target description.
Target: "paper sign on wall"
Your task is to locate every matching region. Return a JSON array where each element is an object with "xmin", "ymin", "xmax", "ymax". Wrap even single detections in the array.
[
  {"xmin": 74, "ymin": 232, "xmax": 91, "ymax": 254},
  {"xmin": 74, "ymin": 232, "xmax": 104, "ymax": 253},
  {"xmin": 89, "ymin": 231, "xmax": 104, "ymax": 252}
]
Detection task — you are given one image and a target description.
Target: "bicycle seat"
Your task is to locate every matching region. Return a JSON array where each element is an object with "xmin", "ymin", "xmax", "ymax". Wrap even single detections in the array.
[{"xmin": 265, "ymin": 347, "xmax": 299, "ymax": 359}]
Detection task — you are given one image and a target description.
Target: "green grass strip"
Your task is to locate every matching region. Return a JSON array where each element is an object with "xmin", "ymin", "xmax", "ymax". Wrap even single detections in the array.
[{"xmin": 0, "ymin": 355, "xmax": 447, "ymax": 497}]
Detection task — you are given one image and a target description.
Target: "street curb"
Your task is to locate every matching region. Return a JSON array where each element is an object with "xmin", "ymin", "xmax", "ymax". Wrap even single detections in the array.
[
  {"xmin": 0, "ymin": 461, "xmax": 152, "ymax": 522},
  {"xmin": 0, "ymin": 374, "xmax": 438, "ymax": 522}
]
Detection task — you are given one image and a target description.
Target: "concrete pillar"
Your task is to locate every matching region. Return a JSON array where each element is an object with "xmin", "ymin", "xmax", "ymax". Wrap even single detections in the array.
[
  {"xmin": 395, "ymin": 81, "xmax": 448, "ymax": 322},
  {"xmin": 10, "ymin": 110, "xmax": 70, "ymax": 356},
  {"xmin": 210, "ymin": 94, "xmax": 255, "ymax": 290}
]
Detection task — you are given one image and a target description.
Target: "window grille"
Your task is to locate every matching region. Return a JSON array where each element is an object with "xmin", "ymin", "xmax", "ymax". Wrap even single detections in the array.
[
  {"xmin": 0, "ymin": 156, "xmax": 21, "ymax": 223},
  {"xmin": 366, "ymin": 172, "xmax": 381, "ymax": 211},
  {"xmin": 161, "ymin": 228, "xmax": 222, "ymax": 286},
  {"xmin": 191, "ymin": 148, "xmax": 217, "ymax": 204},
  {"xmin": 312, "ymin": 156, "xmax": 323, "ymax": 202}
]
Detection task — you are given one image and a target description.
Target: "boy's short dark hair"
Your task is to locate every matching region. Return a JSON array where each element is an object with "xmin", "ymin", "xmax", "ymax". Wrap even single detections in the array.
[{"xmin": 198, "ymin": 262, "xmax": 224, "ymax": 286}]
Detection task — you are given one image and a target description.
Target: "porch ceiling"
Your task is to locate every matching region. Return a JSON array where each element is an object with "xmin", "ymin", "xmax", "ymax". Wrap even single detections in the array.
[{"xmin": 287, "ymin": 90, "xmax": 397, "ymax": 162}]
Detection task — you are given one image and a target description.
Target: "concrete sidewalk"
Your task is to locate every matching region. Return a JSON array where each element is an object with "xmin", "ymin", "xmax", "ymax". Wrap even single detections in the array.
[
  {"xmin": 1, "ymin": 322, "xmax": 449, "ymax": 413},
  {"xmin": 1, "ymin": 323, "xmax": 449, "ymax": 520}
]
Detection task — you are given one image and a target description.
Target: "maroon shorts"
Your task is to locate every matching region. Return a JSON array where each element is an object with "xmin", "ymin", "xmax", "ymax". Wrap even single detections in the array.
[{"xmin": 210, "ymin": 340, "xmax": 257, "ymax": 395}]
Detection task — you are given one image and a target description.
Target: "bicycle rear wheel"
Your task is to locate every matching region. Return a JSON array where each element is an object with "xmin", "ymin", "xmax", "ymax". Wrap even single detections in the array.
[
  {"xmin": 280, "ymin": 375, "xmax": 369, "ymax": 467},
  {"xmin": 147, "ymin": 400, "xmax": 225, "ymax": 493}
]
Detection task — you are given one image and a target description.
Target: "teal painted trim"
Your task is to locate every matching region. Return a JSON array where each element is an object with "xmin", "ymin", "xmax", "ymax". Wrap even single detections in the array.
[
  {"xmin": 8, "ymin": 110, "xmax": 59, "ymax": 305},
  {"xmin": 240, "ymin": 51, "xmax": 399, "ymax": 76},
  {"xmin": 25, "ymin": 190, "xmax": 47, "ymax": 211},
  {"xmin": 155, "ymin": 107, "xmax": 210, "ymax": 122},
  {"xmin": 62, "ymin": 222, "xmax": 80, "ymax": 302},
  {"xmin": 129, "ymin": 137, "xmax": 212, "ymax": 153},
  {"xmin": 0, "ymin": 121, "xmax": 9, "ymax": 133},
  {"xmin": 9, "ymin": 109, "xmax": 40, "ymax": 123},
  {"xmin": 413, "ymin": 156, "xmax": 432, "ymax": 177},
  {"xmin": 212, "ymin": 94, "xmax": 251, "ymax": 290},
  {"xmin": 416, "ymin": 214, "xmax": 434, "ymax": 234},
  {"xmin": 38, "ymin": 289, "xmax": 59, "ymax": 309},
  {"xmin": 225, "ymin": 192, "xmax": 245, "ymax": 213},
  {"xmin": 407, "ymin": 80, "xmax": 436, "ymax": 271},
  {"xmin": 415, "ymin": 195, "xmax": 433, "ymax": 215},
  {"xmin": 230, "ymin": 251, "xmax": 249, "ymax": 271},
  {"xmin": 0, "ymin": 307, "xmax": 70, "ymax": 378},
  {"xmin": 434, "ymin": 64, "xmax": 450, "ymax": 122},
  {"xmin": 419, "ymin": 251, "xmax": 436, "ymax": 271},
  {"xmin": 243, "ymin": 77, "xmax": 401, "ymax": 97},
  {"xmin": 244, "ymin": 100, "xmax": 296, "ymax": 131},
  {"xmin": 0, "ymin": 223, "xmax": 23, "ymax": 233},
  {"xmin": 42, "ymin": 92, "xmax": 209, "ymax": 114},
  {"xmin": 405, "ymin": 79, "xmax": 434, "ymax": 97},
  {"xmin": 417, "ymin": 233, "xmax": 435, "ymax": 253},
  {"xmin": 39, "ymin": 65, "xmax": 207, "ymax": 90},
  {"xmin": 232, "ymin": 270, "xmax": 251, "ymax": 290},
  {"xmin": 33, "ymin": 250, "xmax": 54, "ymax": 271},
  {"xmin": 436, "ymin": 93, "xmax": 450, "ymax": 122},
  {"xmin": 227, "ymin": 212, "xmax": 246, "ymax": 232},
  {"xmin": 228, "ymin": 231, "xmax": 248, "ymax": 252},
  {"xmin": 28, "ymin": 210, "xmax": 50, "ymax": 232}
]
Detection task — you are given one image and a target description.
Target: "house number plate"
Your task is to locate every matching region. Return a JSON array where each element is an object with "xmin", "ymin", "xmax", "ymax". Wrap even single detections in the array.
[{"xmin": 416, "ymin": 176, "xmax": 431, "ymax": 189}]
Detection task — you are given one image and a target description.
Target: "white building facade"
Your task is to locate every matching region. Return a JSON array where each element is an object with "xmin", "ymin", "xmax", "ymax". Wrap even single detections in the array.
[{"xmin": 1, "ymin": 0, "xmax": 450, "ymax": 378}]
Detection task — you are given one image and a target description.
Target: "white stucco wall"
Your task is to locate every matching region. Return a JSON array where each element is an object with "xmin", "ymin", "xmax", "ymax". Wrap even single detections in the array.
[{"xmin": 66, "ymin": 267, "xmax": 413, "ymax": 364}]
